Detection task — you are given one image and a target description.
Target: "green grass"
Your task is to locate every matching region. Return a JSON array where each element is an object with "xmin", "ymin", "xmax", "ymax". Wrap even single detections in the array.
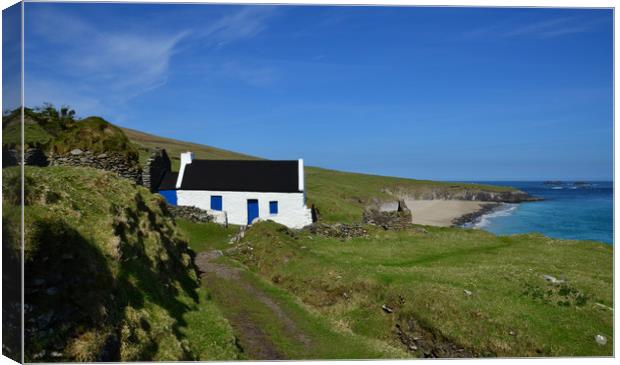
[
  {"xmin": 228, "ymin": 221, "xmax": 613, "ymax": 357},
  {"xmin": 180, "ymin": 287, "xmax": 241, "ymax": 360},
  {"xmin": 3, "ymin": 166, "xmax": 240, "ymax": 361},
  {"xmin": 202, "ymin": 255, "xmax": 407, "ymax": 359},
  {"xmin": 175, "ymin": 219, "xmax": 239, "ymax": 252},
  {"xmin": 2, "ymin": 120, "xmax": 53, "ymax": 148},
  {"xmin": 51, "ymin": 117, "xmax": 140, "ymax": 161}
]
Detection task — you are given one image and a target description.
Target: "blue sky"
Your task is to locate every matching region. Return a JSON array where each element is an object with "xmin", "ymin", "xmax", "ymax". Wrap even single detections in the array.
[{"xmin": 20, "ymin": 3, "xmax": 613, "ymax": 180}]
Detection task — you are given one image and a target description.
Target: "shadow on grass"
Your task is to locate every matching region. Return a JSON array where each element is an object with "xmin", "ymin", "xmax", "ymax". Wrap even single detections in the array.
[{"xmin": 24, "ymin": 195, "xmax": 201, "ymax": 361}]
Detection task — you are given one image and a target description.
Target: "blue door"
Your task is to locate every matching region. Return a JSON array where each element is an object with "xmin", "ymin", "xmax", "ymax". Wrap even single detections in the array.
[
  {"xmin": 159, "ymin": 190, "xmax": 177, "ymax": 205},
  {"xmin": 247, "ymin": 199, "xmax": 259, "ymax": 225}
]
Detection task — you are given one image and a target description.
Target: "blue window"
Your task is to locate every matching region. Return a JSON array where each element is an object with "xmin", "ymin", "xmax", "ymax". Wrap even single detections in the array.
[
  {"xmin": 211, "ymin": 195, "xmax": 223, "ymax": 211},
  {"xmin": 269, "ymin": 201, "xmax": 278, "ymax": 215}
]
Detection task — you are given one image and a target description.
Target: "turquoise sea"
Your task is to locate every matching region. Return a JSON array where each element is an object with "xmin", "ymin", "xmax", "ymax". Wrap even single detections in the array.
[{"xmin": 469, "ymin": 181, "xmax": 613, "ymax": 244}]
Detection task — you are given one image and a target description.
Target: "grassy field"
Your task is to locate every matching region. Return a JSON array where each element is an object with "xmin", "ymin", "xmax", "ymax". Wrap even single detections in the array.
[
  {"xmin": 124, "ymin": 127, "xmax": 519, "ymax": 223},
  {"xmin": 226, "ymin": 221, "xmax": 613, "ymax": 357},
  {"xmin": 175, "ymin": 219, "xmax": 240, "ymax": 252},
  {"xmin": 175, "ymin": 220, "xmax": 407, "ymax": 359}
]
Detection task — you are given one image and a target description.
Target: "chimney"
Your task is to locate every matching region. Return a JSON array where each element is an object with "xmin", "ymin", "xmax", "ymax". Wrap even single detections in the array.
[
  {"xmin": 176, "ymin": 151, "xmax": 194, "ymax": 189},
  {"xmin": 298, "ymin": 158, "xmax": 304, "ymax": 192}
]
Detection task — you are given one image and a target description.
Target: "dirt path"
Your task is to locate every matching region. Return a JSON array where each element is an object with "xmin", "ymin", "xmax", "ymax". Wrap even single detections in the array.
[{"xmin": 195, "ymin": 250, "xmax": 311, "ymax": 360}]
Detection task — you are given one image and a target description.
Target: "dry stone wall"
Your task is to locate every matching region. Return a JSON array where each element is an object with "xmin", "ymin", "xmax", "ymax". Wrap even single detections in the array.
[
  {"xmin": 142, "ymin": 148, "xmax": 171, "ymax": 192},
  {"xmin": 49, "ymin": 149, "xmax": 142, "ymax": 184}
]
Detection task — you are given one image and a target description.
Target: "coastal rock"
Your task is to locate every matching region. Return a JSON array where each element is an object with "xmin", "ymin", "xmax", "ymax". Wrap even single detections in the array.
[
  {"xmin": 70, "ymin": 149, "xmax": 83, "ymax": 155},
  {"xmin": 451, "ymin": 203, "xmax": 499, "ymax": 227},
  {"xmin": 394, "ymin": 188, "xmax": 542, "ymax": 203}
]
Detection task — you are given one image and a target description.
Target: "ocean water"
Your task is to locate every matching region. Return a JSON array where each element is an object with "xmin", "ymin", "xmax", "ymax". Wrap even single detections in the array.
[{"xmin": 468, "ymin": 181, "xmax": 613, "ymax": 244}]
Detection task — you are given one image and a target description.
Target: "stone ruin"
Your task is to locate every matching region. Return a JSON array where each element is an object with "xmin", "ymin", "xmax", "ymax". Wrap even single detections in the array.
[
  {"xmin": 362, "ymin": 199, "xmax": 412, "ymax": 230},
  {"xmin": 3, "ymin": 147, "xmax": 49, "ymax": 168},
  {"xmin": 142, "ymin": 148, "xmax": 171, "ymax": 192}
]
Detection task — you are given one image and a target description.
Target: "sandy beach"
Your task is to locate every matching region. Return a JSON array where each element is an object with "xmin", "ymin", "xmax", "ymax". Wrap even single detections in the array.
[{"xmin": 404, "ymin": 199, "xmax": 496, "ymax": 227}]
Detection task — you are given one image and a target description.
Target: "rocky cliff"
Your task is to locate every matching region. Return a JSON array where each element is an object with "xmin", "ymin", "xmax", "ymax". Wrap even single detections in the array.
[{"xmin": 388, "ymin": 186, "xmax": 541, "ymax": 203}]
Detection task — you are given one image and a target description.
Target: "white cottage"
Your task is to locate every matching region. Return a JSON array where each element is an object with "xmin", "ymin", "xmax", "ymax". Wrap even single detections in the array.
[{"xmin": 169, "ymin": 152, "xmax": 313, "ymax": 229}]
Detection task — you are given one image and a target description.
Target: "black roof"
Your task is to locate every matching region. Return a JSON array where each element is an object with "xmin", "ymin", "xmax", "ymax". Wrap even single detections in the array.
[
  {"xmin": 179, "ymin": 160, "xmax": 300, "ymax": 193},
  {"xmin": 157, "ymin": 171, "xmax": 179, "ymax": 190}
]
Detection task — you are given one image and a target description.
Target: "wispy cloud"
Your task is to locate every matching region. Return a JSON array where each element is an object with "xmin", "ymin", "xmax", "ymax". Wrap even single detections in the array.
[
  {"xmin": 461, "ymin": 15, "xmax": 607, "ymax": 40},
  {"xmin": 193, "ymin": 6, "xmax": 277, "ymax": 46},
  {"xmin": 25, "ymin": 5, "xmax": 278, "ymax": 116},
  {"xmin": 504, "ymin": 17, "xmax": 582, "ymax": 38}
]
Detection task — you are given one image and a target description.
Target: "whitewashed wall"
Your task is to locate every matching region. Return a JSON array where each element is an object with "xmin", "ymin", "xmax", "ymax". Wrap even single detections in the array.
[{"xmin": 176, "ymin": 190, "xmax": 313, "ymax": 229}]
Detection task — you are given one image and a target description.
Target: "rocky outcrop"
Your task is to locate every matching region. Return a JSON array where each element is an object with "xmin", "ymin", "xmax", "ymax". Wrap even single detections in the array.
[
  {"xmin": 49, "ymin": 149, "xmax": 142, "ymax": 184},
  {"xmin": 388, "ymin": 187, "xmax": 541, "ymax": 203},
  {"xmin": 451, "ymin": 203, "xmax": 499, "ymax": 227},
  {"xmin": 363, "ymin": 199, "xmax": 412, "ymax": 230},
  {"xmin": 142, "ymin": 148, "xmax": 171, "ymax": 192}
]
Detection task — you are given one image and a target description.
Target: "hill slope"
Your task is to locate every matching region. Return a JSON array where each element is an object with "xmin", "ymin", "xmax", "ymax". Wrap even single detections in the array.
[
  {"xmin": 123, "ymin": 127, "xmax": 531, "ymax": 223},
  {"xmin": 121, "ymin": 127, "xmax": 257, "ymax": 168},
  {"xmin": 3, "ymin": 166, "xmax": 240, "ymax": 361}
]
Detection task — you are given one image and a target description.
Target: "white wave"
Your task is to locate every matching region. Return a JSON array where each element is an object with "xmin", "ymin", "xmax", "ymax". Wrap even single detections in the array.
[{"xmin": 473, "ymin": 203, "xmax": 518, "ymax": 228}]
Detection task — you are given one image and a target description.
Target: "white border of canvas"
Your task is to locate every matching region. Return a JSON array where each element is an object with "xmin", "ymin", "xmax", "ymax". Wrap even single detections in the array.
[{"xmin": 0, "ymin": 1, "xmax": 616, "ymax": 365}]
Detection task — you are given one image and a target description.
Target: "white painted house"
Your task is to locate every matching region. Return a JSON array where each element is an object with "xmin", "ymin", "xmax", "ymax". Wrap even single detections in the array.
[{"xmin": 170, "ymin": 152, "xmax": 313, "ymax": 229}]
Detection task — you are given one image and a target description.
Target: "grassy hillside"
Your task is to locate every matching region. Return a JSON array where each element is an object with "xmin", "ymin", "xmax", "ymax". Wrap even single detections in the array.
[
  {"xmin": 123, "ymin": 127, "xmax": 519, "ymax": 223},
  {"xmin": 3, "ymin": 166, "xmax": 240, "ymax": 361},
  {"xmin": 229, "ymin": 221, "xmax": 613, "ymax": 357},
  {"xmin": 121, "ymin": 127, "xmax": 257, "ymax": 168},
  {"xmin": 50, "ymin": 117, "xmax": 139, "ymax": 161}
]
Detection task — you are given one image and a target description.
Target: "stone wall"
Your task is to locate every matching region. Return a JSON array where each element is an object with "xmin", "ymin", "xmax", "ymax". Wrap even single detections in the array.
[
  {"xmin": 25, "ymin": 148, "xmax": 49, "ymax": 167},
  {"xmin": 143, "ymin": 148, "xmax": 171, "ymax": 192},
  {"xmin": 49, "ymin": 149, "xmax": 142, "ymax": 184},
  {"xmin": 166, "ymin": 205, "xmax": 217, "ymax": 223}
]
